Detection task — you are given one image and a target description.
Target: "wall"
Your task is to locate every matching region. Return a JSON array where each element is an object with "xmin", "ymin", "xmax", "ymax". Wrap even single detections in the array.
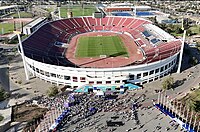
[{"xmin": 24, "ymin": 52, "xmax": 179, "ymax": 88}]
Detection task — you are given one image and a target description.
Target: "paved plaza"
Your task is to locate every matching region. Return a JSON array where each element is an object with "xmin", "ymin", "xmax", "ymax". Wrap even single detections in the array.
[{"xmin": 58, "ymin": 95, "xmax": 182, "ymax": 132}]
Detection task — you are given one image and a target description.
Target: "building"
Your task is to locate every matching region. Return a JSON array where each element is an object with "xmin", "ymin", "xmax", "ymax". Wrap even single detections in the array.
[
  {"xmin": 23, "ymin": 17, "xmax": 47, "ymax": 35},
  {"xmin": 0, "ymin": 5, "xmax": 17, "ymax": 16},
  {"xmin": 21, "ymin": 16, "xmax": 181, "ymax": 88},
  {"xmin": 156, "ymin": 16, "xmax": 177, "ymax": 24}
]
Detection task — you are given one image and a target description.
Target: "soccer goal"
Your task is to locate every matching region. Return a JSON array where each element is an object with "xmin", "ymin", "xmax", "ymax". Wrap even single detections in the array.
[{"xmin": 100, "ymin": 55, "xmax": 107, "ymax": 58}]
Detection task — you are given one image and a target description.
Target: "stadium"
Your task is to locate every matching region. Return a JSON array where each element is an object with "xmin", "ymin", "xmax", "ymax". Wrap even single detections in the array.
[{"xmin": 21, "ymin": 16, "xmax": 182, "ymax": 88}]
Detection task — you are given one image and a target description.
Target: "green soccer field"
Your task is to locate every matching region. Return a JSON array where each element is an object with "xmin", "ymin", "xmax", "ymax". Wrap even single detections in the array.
[
  {"xmin": 0, "ymin": 23, "xmax": 20, "ymax": 35},
  {"xmin": 75, "ymin": 36, "xmax": 129, "ymax": 58},
  {"xmin": 60, "ymin": 5, "xmax": 96, "ymax": 18},
  {"xmin": 10, "ymin": 12, "xmax": 33, "ymax": 18}
]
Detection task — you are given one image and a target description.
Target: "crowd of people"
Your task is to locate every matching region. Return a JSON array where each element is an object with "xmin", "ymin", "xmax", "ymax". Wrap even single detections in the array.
[
  {"xmin": 57, "ymin": 92, "xmax": 137, "ymax": 132},
  {"xmin": 25, "ymin": 86, "xmax": 156, "ymax": 132}
]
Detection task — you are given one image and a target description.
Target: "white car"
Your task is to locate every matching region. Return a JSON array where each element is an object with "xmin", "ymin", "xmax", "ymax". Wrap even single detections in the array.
[{"xmin": 126, "ymin": 128, "xmax": 133, "ymax": 132}]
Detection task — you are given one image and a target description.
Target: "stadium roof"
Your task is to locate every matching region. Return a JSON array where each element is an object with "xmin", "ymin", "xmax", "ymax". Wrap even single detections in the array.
[
  {"xmin": 135, "ymin": 6, "xmax": 151, "ymax": 9},
  {"xmin": 111, "ymin": 2, "xmax": 132, "ymax": 6},
  {"xmin": 0, "ymin": 5, "xmax": 17, "ymax": 11},
  {"xmin": 105, "ymin": 5, "xmax": 151, "ymax": 11},
  {"xmin": 25, "ymin": 17, "xmax": 46, "ymax": 28}
]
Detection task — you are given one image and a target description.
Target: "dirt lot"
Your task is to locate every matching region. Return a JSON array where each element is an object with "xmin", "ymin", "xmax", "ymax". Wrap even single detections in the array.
[{"xmin": 12, "ymin": 103, "xmax": 47, "ymax": 122}]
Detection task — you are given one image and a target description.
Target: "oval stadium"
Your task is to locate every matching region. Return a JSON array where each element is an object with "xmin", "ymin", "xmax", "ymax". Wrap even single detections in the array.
[{"xmin": 21, "ymin": 16, "xmax": 182, "ymax": 88}]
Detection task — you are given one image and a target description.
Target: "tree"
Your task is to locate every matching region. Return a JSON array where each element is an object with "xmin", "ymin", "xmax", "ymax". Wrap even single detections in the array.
[
  {"xmin": 162, "ymin": 76, "xmax": 174, "ymax": 90},
  {"xmin": 158, "ymin": 23, "xmax": 167, "ymax": 30},
  {"xmin": 0, "ymin": 115, "xmax": 4, "ymax": 122},
  {"xmin": 186, "ymin": 29, "xmax": 192, "ymax": 36},
  {"xmin": 0, "ymin": 86, "xmax": 9, "ymax": 101},
  {"xmin": 47, "ymin": 13, "xmax": 52, "ymax": 21},
  {"xmin": 189, "ymin": 56, "xmax": 198, "ymax": 66},
  {"xmin": 174, "ymin": 25, "xmax": 183, "ymax": 34},
  {"xmin": 47, "ymin": 85, "xmax": 59, "ymax": 97},
  {"xmin": 153, "ymin": 16, "xmax": 158, "ymax": 25},
  {"xmin": 189, "ymin": 100, "xmax": 200, "ymax": 112}
]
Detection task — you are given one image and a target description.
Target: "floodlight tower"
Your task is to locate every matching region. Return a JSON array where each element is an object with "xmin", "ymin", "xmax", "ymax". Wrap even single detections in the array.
[
  {"xmin": 16, "ymin": 5, "xmax": 22, "ymax": 28},
  {"xmin": 177, "ymin": 18, "xmax": 186, "ymax": 73},
  {"xmin": 134, "ymin": 6, "xmax": 137, "ymax": 17},
  {"xmin": 67, "ymin": 0, "xmax": 73, "ymax": 18},
  {"xmin": 57, "ymin": 1, "xmax": 61, "ymax": 19},
  {"xmin": 177, "ymin": 30, "xmax": 186, "ymax": 73},
  {"xmin": 134, "ymin": 0, "xmax": 137, "ymax": 17},
  {"xmin": 14, "ymin": 31, "xmax": 29, "ymax": 80},
  {"xmin": 81, "ymin": 0, "xmax": 84, "ymax": 16}
]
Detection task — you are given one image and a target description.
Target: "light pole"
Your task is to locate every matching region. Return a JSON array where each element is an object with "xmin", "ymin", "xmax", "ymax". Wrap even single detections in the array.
[
  {"xmin": 189, "ymin": 111, "xmax": 194, "ymax": 131},
  {"xmin": 178, "ymin": 103, "xmax": 183, "ymax": 120},
  {"xmin": 58, "ymin": 7, "xmax": 61, "ymax": 19},
  {"xmin": 57, "ymin": 1, "xmax": 61, "ymax": 19},
  {"xmin": 175, "ymin": 101, "xmax": 179, "ymax": 117},
  {"xmin": 186, "ymin": 108, "xmax": 190, "ymax": 126},
  {"xmin": 173, "ymin": 99, "xmax": 177, "ymax": 117},
  {"xmin": 157, "ymin": 91, "xmax": 160, "ymax": 104},
  {"xmin": 160, "ymin": 92, "xmax": 163, "ymax": 106},
  {"xmin": 163, "ymin": 90, "xmax": 166, "ymax": 108},
  {"xmin": 166, "ymin": 96, "xmax": 169, "ymax": 111},
  {"xmin": 170, "ymin": 99, "xmax": 173, "ymax": 114},
  {"xmin": 182, "ymin": 105, "xmax": 186, "ymax": 120},
  {"xmin": 177, "ymin": 30, "xmax": 186, "ymax": 73},
  {"xmin": 193, "ymin": 113, "xmax": 198, "ymax": 130},
  {"xmin": 197, "ymin": 122, "xmax": 200, "ymax": 132},
  {"xmin": 17, "ymin": 6, "xmax": 22, "ymax": 29},
  {"xmin": 13, "ymin": 31, "xmax": 29, "ymax": 80}
]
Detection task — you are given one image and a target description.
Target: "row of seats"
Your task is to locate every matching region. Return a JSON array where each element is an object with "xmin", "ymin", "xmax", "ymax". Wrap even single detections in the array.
[
  {"xmin": 50, "ymin": 17, "xmax": 149, "ymax": 43},
  {"xmin": 144, "ymin": 40, "xmax": 181, "ymax": 63}
]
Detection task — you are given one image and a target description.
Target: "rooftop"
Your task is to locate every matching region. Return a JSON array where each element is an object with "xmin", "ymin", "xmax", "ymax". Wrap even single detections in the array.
[
  {"xmin": 0, "ymin": 5, "xmax": 17, "ymax": 11},
  {"xmin": 25, "ymin": 17, "xmax": 46, "ymax": 28}
]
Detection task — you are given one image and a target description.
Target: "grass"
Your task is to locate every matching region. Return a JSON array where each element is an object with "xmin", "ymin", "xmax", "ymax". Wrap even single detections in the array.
[
  {"xmin": 60, "ymin": 5, "xmax": 96, "ymax": 18},
  {"xmin": 44, "ymin": 7, "xmax": 54, "ymax": 13},
  {"xmin": 189, "ymin": 25, "xmax": 200, "ymax": 35},
  {"xmin": 189, "ymin": 89, "xmax": 200, "ymax": 100},
  {"xmin": 0, "ymin": 23, "xmax": 20, "ymax": 35},
  {"xmin": 10, "ymin": 12, "xmax": 33, "ymax": 18},
  {"xmin": 171, "ymin": 32, "xmax": 183, "ymax": 37},
  {"xmin": 0, "ymin": 115, "xmax": 3, "ymax": 122},
  {"xmin": 75, "ymin": 35, "xmax": 128, "ymax": 58}
]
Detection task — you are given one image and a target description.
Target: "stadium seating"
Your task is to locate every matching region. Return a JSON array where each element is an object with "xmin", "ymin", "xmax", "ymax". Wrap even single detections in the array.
[
  {"xmin": 22, "ymin": 16, "xmax": 180, "ymax": 67},
  {"xmin": 88, "ymin": 17, "xmax": 96, "ymax": 26},
  {"xmin": 116, "ymin": 17, "xmax": 126, "ymax": 27},
  {"xmin": 96, "ymin": 18, "xmax": 101, "ymax": 26},
  {"xmin": 112, "ymin": 17, "xmax": 121, "ymax": 26},
  {"xmin": 74, "ymin": 18, "xmax": 85, "ymax": 26},
  {"xmin": 101, "ymin": 17, "xmax": 109, "ymax": 26},
  {"xmin": 82, "ymin": 17, "xmax": 90, "ymax": 27},
  {"xmin": 95, "ymin": 26, "xmax": 103, "ymax": 31},
  {"xmin": 51, "ymin": 21, "xmax": 68, "ymax": 30},
  {"xmin": 122, "ymin": 18, "xmax": 134, "ymax": 27}
]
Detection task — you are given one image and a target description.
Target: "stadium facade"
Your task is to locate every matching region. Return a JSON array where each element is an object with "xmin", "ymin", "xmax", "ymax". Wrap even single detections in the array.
[{"xmin": 21, "ymin": 16, "xmax": 181, "ymax": 88}]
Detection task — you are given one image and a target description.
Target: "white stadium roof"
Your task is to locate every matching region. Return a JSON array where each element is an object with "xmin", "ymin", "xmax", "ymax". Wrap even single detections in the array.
[{"xmin": 0, "ymin": 5, "xmax": 17, "ymax": 11}]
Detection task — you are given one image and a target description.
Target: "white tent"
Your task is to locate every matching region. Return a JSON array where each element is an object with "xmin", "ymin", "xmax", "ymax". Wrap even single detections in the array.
[{"xmin": 96, "ymin": 91, "xmax": 104, "ymax": 96}]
